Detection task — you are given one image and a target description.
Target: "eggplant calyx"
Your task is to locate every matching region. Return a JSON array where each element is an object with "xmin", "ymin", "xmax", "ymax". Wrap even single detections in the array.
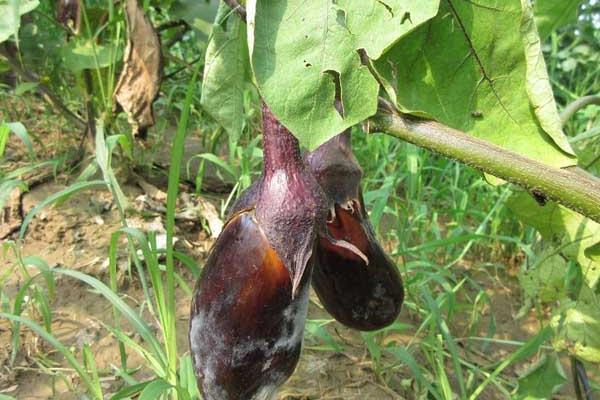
[{"xmin": 257, "ymin": 103, "xmax": 328, "ymax": 297}]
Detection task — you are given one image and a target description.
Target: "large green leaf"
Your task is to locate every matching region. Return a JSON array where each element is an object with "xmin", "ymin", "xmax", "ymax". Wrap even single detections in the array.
[
  {"xmin": 551, "ymin": 284, "xmax": 600, "ymax": 363},
  {"xmin": 248, "ymin": 0, "xmax": 440, "ymax": 150},
  {"xmin": 534, "ymin": 0, "xmax": 580, "ymax": 40},
  {"xmin": 0, "ymin": 0, "xmax": 39, "ymax": 44},
  {"xmin": 61, "ymin": 39, "xmax": 120, "ymax": 72},
  {"xmin": 508, "ymin": 192, "xmax": 600, "ymax": 289},
  {"xmin": 515, "ymin": 354, "xmax": 567, "ymax": 399},
  {"xmin": 521, "ymin": 0, "xmax": 573, "ymax": 156},
  {"xmin": 201, "ymin": 3, "xmax": 250, "ymax": 141},
  {"xmin": 376, "ymin": 0, "xmax": 576, "ymax": 168},
  {"xmin": 169, "ymin": 0, "xmax": 218, "ymax": 37}
]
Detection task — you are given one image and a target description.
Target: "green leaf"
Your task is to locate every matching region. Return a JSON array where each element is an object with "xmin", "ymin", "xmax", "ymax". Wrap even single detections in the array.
[
  {"xmin": 469, "ymin": 326, "xmax": 553, "ymax": 400},
  {"xmin": 304, "ymin": 319, "xmax": 343, "ymax": 353},
  {"xmin": 178, "ymin": 354, "xmax": 201, "ymax": 400},
  {"xmin": 518, "ymin": 248, "xmax": 568, "ymax": 303},
  {"xmin": 534, "ymin": 0, "xmax": 580, "ymax": 40},
  {"xmin": 201, "ymin": 4, "xmax": 250, "ymax": 141},
  {"xmin": 521, "ymin": 0, "xmax": 574, "ymax": 156},
  {"xmin": 110, "ymin": 380, "xmax": 153, "ymax": 400},
  {"xmin": 187, "ymin": 153, "xmax": 236, "ymax": 179},
  {"xmin": 0, "ymin": 122, "xmax": 9, "ymax": 157},
  {"xmin": 376, "ymin": 0, "xmax": 576, "ymax": 168},
  {"xmin": 14, "ymin": 81, "xmax": 38, "ymax": 95},
  {"xmin": 62, "ymin": 39, "xmax": 120, "ymax": 72},
  {"xmin": 138, "ymin": 378, "xmax": 172, "ymax": 400},
  {"xmin": 0, "ymin": 313, "xmax": 103, "ymax": 400},
  {"xmin": 96, "ymin": 123, "xmax": 128, "ymax": 210},
  {"xmin": 51, "ymin": 268, "xmax": 169, "ymax": 372},
  {"xmin": 7, "ymin": 121, "xmax": 35, "ymax": 157},
  {"xmin": 515, "ymin": 354, "xmax": 567, "ymax": 399},
  {"xmin": 0, "ymin": 0, "xmax": 39, "ymax": 43},
  {"xmin": 387, "ymin": 347, "xmax": 442, "ymax": 399},
  {"xmin": 508, "ymin": 192, "xmax": 600, "ymax": 288},
  {"xmin": 551, "ymin": 284, "xmax": 600, "ymax": 363},
  {"xmin": 169, "ymin": 0, "xmax": 218, "ymax": 37},
  {"xmin": 248, "ymin": 0, "xmax": 440, "ymax": 150}
]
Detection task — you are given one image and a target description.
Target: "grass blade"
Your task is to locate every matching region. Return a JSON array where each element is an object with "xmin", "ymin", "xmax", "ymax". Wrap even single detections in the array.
[
  {"xmin": 50, "ymin": 267, "xmax": 168, "ymax": 371},
  {"xmin": 0, "ymin": 313, "xmax": 103, "ymax": 400},
  {"xmin": 19, "ymin": 180, "xmax": 107, "ymax": 239}
]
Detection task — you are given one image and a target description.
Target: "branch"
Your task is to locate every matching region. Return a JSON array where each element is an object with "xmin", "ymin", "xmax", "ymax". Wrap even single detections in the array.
[
  {"xmin": 157, "ymin": 19, "xmax": 188, "ymax": 32},
  {"xmin": 0, "ymin": 44, "xmax": 86, "ymax": 130},
  {"xmin": 370, "ymin": 100, "xmax": 600, "ymax": 224},
  {"xmin": 163, "ymin": 56, "xmax": 202, "ymax": 80},
  {"xmin": 561, "ymin": 95, "xmax": 600, "ymax": 125},
  {"xmin": 223, "ymin": 0, "xmax": 247, "ymax": 22},
  {"xmin": 571, "ymin": 356, "xmax": 594, "ymax": 400}
]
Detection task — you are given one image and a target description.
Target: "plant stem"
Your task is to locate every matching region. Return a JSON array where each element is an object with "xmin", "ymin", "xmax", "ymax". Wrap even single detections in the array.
[
  {"xmin": 571, "ymin": 356, "xmax": 594, "ymax": 400},
  {"xmin": 370, "ymin": 100, "xmax": 600, "ymax": 224},
  {"xmin": 157, "ymin": 19, "xmax": 188, "ymax": 31},
  {"xmin": 163, "ymin": 64, "xmax": 200, "ymax": 397},
  {"xmin": 561, "ymin": 95, "xmax": 600, "ymax": 125},
  {"xmin": 572, "ymin": 356, "xmax": 584, "ymax": 400},
  {"xmin": 223, "ymin": 0, "xmax": 247, "ymax": 22},
  {"xmin": 82, "ymin": 70, "xmax": 97, "ymax": 151},
  {"xmin": 163, "ymin": 56, "xmax": 202, "ymax": 80},
  {"xmin": 261, "ymin": 103, "xmax": 304, "ymax": 175}
]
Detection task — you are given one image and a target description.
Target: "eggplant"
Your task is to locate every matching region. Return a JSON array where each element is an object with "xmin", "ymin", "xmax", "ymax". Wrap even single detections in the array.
[
  {"xmin": 229, "ymin": 131, "xmax": 404, "ymax": 331},
  {"xmin": 189, "ymin": 104, "xmax": 327, "ymax": 399},
  {"xmin": 306, "ymin": 132, "xmax": 404, "ymax": 331}
]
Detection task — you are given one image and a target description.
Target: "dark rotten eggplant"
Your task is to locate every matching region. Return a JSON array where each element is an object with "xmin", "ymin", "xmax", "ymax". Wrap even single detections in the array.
[
  {"xmin": 189, "ymin": 104, "xmax": 327, "ymax": 400},
  {"xmin": 306, "ymin": 131, "xmax": 404, "ymax": 331}
]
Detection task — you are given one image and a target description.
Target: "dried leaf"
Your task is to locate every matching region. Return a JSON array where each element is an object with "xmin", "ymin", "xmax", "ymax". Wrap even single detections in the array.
[{"xmin": 113, "ymin": 0, "xmax": 162, "ymax": 138}]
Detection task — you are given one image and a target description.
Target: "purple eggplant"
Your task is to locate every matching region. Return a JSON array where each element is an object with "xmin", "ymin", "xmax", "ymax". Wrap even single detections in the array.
[
  {"xmin": 306, "ymin": 132, "xmax": 404, "ymax": 331},
  {"xmin": 229, "ymin": 130, "xmax": 404, "ymax": 331},
  {"xmin": 189, "ymin": 104, "xmax": 327, "ymax": 399}
]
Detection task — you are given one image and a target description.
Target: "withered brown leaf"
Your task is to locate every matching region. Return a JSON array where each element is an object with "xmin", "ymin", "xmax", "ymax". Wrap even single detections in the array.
[{"xmin": 113, "ymin": 0, "xmax": 163, "ymax": 139}]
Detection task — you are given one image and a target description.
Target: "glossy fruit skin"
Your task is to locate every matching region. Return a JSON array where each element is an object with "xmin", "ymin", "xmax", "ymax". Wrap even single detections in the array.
[
  {"xmin": 229, "ymin": 132, "xmax": 405, "ymax": 331},
  {"xmin": 190, "ymin": 104, "xmax": 325, "ymax": 399},
  {"xmin": 190, "ymin": 211, "xmax": 312, "ymax": 400},
  {"xmin": 312, "ymin": 197, "xmax": 404, "ymax": 331},
  {"xmin": 306, "ymin": 133, "xmax": 404, "ymax": 331}
]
